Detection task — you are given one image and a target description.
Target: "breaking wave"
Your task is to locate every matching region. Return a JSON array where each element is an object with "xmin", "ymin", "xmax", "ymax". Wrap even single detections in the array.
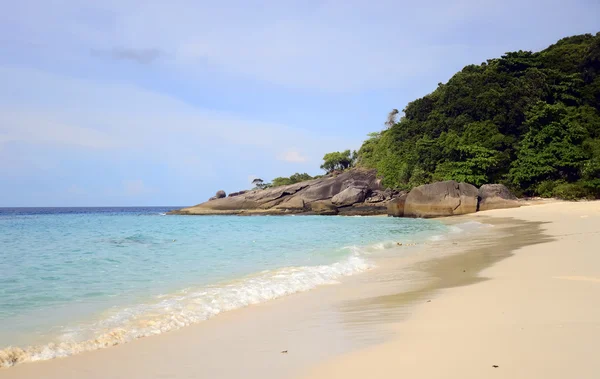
[
  {"xmin": 429, "ymin": 221, "xmax": 492, "ymax": 241},
  {"xmin": 0, "ymin": 253, "xmax": 373, "ymax": 368}
]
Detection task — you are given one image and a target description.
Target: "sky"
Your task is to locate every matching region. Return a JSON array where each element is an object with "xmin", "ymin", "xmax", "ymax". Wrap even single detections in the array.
[{"xmin": 1, "ymin": 0, "xmax": 599, "ymax": 206}]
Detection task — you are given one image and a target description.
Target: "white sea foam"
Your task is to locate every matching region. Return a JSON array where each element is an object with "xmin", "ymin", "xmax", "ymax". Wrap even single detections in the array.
[
  {"xmin": 0, "ymin": 253, "xmax": 373, "ymax": 368},
  {"xmin": 428, "ymin": 221, "xmax": 492, "ymax": 241},
  {"xmin": 370, "ymin": 241, "xmax": 398, "ymax": 250}
]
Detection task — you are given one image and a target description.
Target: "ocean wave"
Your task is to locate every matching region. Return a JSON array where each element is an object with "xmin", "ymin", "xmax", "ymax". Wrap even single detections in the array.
[
  {"xmin": 0, "ymin": 253, "xmax": 373, "ymax": 368},
  {"xmin": 451, "ymin": 221, "xmax": 493, "ymax": 232},
  {"xmin": 428, "ymin": 221, "xmax": 492, "ymax": 241},
  {"xmin": 369, "ymin": 241, "xmax": 398, "ymax": 250}
]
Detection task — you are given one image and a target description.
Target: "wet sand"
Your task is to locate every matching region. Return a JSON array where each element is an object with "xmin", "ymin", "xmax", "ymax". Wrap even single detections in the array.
[{"xmin": 2, "ymin": 201, "xmax": 598, "ymax": 379}]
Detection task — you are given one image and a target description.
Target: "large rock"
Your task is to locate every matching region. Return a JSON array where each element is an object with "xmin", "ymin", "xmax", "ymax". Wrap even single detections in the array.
[
  {"xmin": 331, "ymin": 186, "xmax": 367, "ymax": 207},
  {"xmin": 404, "ymin": 181, "xmax": 478, "ymax": 218},
  {"xmin": 387, "ymin": 193, "xmax": 408, "ymax": 217},
  {"xmin": 274, "ymin": 197, "xmax": 305, "ymax": 211},
  {"xmin": 478, "ymin": 184, "xmax": 520, "ymax": 211},
  {"xmin": 200, "ymin": 196, "xmax": 259, "ymax": 210},
  {"xmin": 215, "ymin": 190, "xmax": 226, "ymax": 198},
  {"xmin": 310, "ymin": 200, "xmax": 339, "ymax": 215},
  {"xmin": 299, "ymin": 170, "xmax": 380, "ymax": 203}
]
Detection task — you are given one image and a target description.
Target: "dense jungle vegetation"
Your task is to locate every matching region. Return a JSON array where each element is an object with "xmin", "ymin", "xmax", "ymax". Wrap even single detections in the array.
[{"xmin": 357, "ymin": 33, "xmax": 600, "ymax": 199}]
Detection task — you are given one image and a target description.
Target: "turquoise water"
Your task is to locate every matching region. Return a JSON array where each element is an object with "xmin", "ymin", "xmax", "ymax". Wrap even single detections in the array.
[{"xmin": 0, "ymin": 207, "xmax": 448, "ymax": 367}]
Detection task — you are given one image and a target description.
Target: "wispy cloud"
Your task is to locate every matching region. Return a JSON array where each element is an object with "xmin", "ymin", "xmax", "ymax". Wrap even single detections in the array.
[
  {"xmin": 278, "ymin": 150, "xmax": 308, "ymax": 163},
  {"xmin": 0, "ymin": 65, "xmax": 353, "ymax": 203},
  {"xmin": 91, "ymin": 47, "xmax": 164, "ymax": 64},
  {"xmin": 0, "ymin": 66, "xmax": 348, "ymax": 154},
  {"xmin": 0, "ymin": 110, "xmax": 120, "ymax": 149},
  {"xmin": 5, "ymin": 1, "xmax": 598, "ymax": 91}
]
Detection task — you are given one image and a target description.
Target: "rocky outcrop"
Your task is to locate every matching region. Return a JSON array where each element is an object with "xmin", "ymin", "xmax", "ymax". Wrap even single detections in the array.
[
  {"xmin": 273, "ymin": 197, "xmax": 305, "ymax": 211},
  {"xmin": 387, "ymin": 192, "xmax": 408, "ymax": 217},
  {"xmin": 170, "ymin": 169, "xmax": 386, "ymax": 215},
  {"xmin": 171, "ymin": 173, "xmax": 521, "ymax": 217},
  {"xmin": 404, "ymin": 180, "xmax": 478, "ymax": 218},
  {"xmin": 478, "ymin": 184, "xmax": 520, "ymax": 211},
  {"xmin": 209, "ymin": 190, "xmax": 227, "ymax": 201},
  {"xmin": 332, "ymin": 186, "xmax": 367, "ymax": 207},
  {"xmin": 310, "ymin": 200, "xmax": 339, "ymax": 215}
]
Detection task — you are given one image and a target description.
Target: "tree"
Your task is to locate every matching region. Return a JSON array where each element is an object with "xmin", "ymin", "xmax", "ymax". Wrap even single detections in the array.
[
  {"xmin": 384, "ymin": 109, "xmax": 399, "ymax": 129},
  {"xmin": 289, "ymin": 172, "xmax": 313, "ymax": 183},
  {"xmin": 320, "ymin": 150, "xmax": 356, "ymax": 173},
  {"xmin": 509, "ymin": 102, "xmax": 589, "ymax": 191},
  {"xmin": 271, "ymin": 177, "xmax": 292, "ymax": 187},
  {"xmin": 252, "ymin": 178, "xmax": 270, "ymax": 190}
]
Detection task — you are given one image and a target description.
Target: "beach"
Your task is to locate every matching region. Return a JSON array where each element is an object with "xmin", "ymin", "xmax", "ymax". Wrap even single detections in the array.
[
  {"xmin": 1, "ymin": 201, "xmax": 599, "ymax": 378},
  {"xmin": 302, "ymin": 201, "xmax": 600, "ymax": 379}
]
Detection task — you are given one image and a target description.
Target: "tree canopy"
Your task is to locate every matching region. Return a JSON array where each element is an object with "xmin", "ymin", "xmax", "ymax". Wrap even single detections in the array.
[
  {"xmin": 252, "ymin": 178, "xmax": 270, "ymax": 190},
  {"xmin": 357, "ymin": 33, "xmax": 600, "ymax": 199},
  {"xmin": 271, "ymin": 173, "xmax": 314, "ymax": 187},
  {"xmin": 320, "ymin": 150, "xmax": 357, "ymax": 173}
]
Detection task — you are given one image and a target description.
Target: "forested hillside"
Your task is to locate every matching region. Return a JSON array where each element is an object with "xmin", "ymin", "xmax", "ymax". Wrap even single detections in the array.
[{"xmin": 358, "ymin": 33, "xmax": 600, "ymax": 199}]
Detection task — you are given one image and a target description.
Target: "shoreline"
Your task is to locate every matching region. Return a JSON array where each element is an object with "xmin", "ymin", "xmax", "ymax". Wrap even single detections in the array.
[
  {"xmin": 0, "ymin": 202, "xmax": 559, "ymax": 378},
  {"xmin": 0, "ymin": 214, "xmax": 446, "ymax": 369},
  {"xmin": 301, "ymin": 201, "xmax": 600, "ymax": 379}
]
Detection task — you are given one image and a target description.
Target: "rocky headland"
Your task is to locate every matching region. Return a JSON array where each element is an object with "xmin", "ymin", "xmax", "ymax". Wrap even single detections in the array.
[{"xmin": 168, "ymin": 169, "xmax": 520, "ymax": 217}]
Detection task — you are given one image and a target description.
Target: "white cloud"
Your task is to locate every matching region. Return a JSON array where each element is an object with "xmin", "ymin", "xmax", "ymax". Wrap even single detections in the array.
[
  {"xmin": 0, "ymin": 111, "xmax": 119, "ymax": 149},
  {"xmin": 278, "ymin": 150, "xmax": 307, "ymax": 163},
  {"xmin": 0, "ymin": 65, "xmax": 354, "ymax": 190},
  {"xmin": 91, "ymin": 47, "xmax": 164, "ymax": 64},
  {"xmin": 5, "ymin": 1, "xmax": 598, "ymax": 92},
  {"xmin": 0, "ymin": 66, "xmax": 349, "ymax": 155}
]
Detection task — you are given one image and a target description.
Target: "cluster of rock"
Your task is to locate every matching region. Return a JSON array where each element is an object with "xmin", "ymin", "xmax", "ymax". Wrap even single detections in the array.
[
  {"xmin": 387, "ymin": 181, "xmax": 519, "ymax": 218},
  {"xmin": 169, "ymin": 170, "xmax": 519, "ymax": 217},
  {"xmin": 170, "ymin": 169, "xmax": 399, "ymax": 216}
]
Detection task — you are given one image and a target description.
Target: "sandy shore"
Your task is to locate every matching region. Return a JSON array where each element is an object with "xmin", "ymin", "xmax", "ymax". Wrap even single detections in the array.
[
  {"xmin": 1, "ymin": 201, "xmax": 599, "ymax": 378},
  {"xmin": 301, "ymin": 201, "xmax": 600, "ymax": 379}
]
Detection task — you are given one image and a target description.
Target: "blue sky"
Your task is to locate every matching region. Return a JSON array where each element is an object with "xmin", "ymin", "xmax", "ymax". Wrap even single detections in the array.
[{"xmin": 1, "ymin": 0, "xmax": 599, "ymax": 206}]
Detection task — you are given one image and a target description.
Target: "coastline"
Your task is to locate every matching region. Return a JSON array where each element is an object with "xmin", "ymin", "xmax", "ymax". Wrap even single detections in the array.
[
  {"xmin": 1, "ymin": 201, "xmax": 598, "ymax": 378},
  {"xmin": 301, "ymin": 201, "xmax": 600, "ymax": 379}
]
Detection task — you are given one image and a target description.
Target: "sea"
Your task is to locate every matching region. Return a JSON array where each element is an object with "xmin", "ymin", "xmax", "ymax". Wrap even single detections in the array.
[{"xmin": 0, "ymin": 207, "xmax": 451, "ymax": 367}]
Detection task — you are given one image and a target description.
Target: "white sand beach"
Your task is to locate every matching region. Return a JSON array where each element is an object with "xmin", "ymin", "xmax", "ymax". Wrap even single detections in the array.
[{"xmin": 302, "ymin": 201, "xmax": 600, "ymax": 379}]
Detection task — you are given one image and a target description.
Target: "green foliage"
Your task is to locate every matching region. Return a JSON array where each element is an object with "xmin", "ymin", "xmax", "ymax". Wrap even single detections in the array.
[
  {"xmin": 320, "ymin": 150, "xmax": 357, "ymax": 173},
  {"xmin": 509, "ymin": 102, "xmax": 590, "ymax": 191},
  {"xmin": 271, "ymin": 173, "xmax": 314, "ymax": 187},
  {"xmin": 357, "ymin": 33, "xmax": 600, "ymax": 199},
  {"xmin": 552, "ymin": 181, "xmax": 591, "ymax": 200},
  {"xmin": 536, "ymin": 180, "xmax": 560, "ymax": 198}
]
